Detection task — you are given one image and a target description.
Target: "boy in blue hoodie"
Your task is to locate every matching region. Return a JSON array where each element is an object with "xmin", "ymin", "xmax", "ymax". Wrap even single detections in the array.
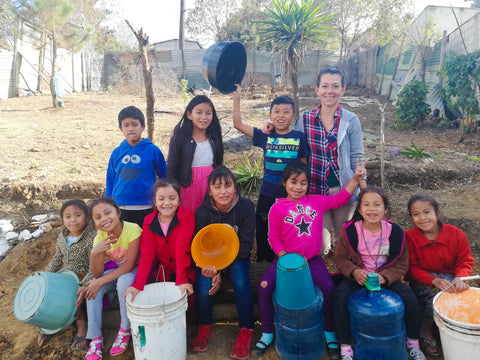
[{"xmin": 106, "ymin": 106, "xmax": 167, "ymax": 227}]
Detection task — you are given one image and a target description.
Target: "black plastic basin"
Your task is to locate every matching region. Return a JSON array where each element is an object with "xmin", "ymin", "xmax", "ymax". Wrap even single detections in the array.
[{"xmin": 202, "ymin": 41, "xmax": 247, "ymax": 95}]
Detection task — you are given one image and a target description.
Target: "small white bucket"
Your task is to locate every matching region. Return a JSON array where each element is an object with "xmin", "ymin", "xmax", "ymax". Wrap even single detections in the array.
[
  {"xmin": 433, "ymin": 287, "xmax": 480, "ymax": 360},
  {"xmin": 126, "ymin": 282, "xmax": 187, "ymax": 360}
]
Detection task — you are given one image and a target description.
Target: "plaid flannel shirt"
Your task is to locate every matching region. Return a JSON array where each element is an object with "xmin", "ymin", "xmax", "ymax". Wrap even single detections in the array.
[{"xmin": 302, "ymin": 104, "xmax": 342, "ymax": 195}]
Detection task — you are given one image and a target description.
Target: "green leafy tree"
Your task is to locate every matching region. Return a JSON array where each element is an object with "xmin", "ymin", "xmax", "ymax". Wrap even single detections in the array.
[
  {"xmin": 257, "ymin": 0, "xmax": 333, "ymax": 116},
  {"xmin": 394, "ymin": 80, "xmax": 431, "ymax": 128}
]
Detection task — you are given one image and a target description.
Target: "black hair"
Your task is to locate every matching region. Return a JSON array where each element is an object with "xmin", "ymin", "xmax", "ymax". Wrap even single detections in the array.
[
  {"xmin": 118, "ymin": 106, "xmax": 145, "ymax": 128},
  {"xmin": 407, "ymin": 193, "xmax": 440, "ymax": 217},
  {"xmin": 350, "ymin": 186, "xmax": 391, "ymax": 222},
  {"xmin": 176, "ymin": 95, "xmax": 224, "ymax": 160},
  {"xmin": 89, "ymin": 197, "xmax": 121, "ymax": 222},
  {"xmin": 154, "ymin": 178, "xmax": 182, "ymax": 202},
  {"xmin": 60, "ymin": 199, "xmax": 89, "ymax": 229},
  {"xmin": 207, "ymin": 165, "xmax": 239, "ymax": 193},
  {"xmin": 281, "ymin": 161, "xmax": 311, "ymax": 186},
  {"xmin": 316, "ymin": 66, "xmax": 346, "ymax": 87},
  {"xmin": 270, "ymin": 95, "xmax": 295, "ymax": 114}
]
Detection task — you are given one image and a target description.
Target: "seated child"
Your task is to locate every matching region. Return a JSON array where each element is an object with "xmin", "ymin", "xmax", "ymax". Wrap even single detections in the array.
[
  {"xmin": 38, "ymin": 199, "xmax": 96, "ymax": 350},
  {"xmin": 191, "ymin": 166, "xmax": 255, "ymax": 360},
  {"xmin": 406, "ymin": 193, "xmax": 474, "ymax": 357},
  {"xmin": 334, "ymin": 187, "xmax": 426, "ymax": 360},
  {"xmin": 125, "ymin": 179, "xmax": 195, "ymax": 300},
  {"xmin": 106, "ymin": 106, "xmax": 167, "ymax": 228},
  {"xmin": 233, "ymin": 84, "xmax": 308, "ymax": 262},
  {"xmin": 255, "ymin": 160, "xmax": 366, "ymax": 360},
  {"xmin": 84, "ymin": 198, "xmax": 141, "ymax": 360}
]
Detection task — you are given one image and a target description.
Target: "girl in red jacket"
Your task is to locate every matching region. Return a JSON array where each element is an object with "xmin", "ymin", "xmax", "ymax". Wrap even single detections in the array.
[
  {"xmin": 406, "ymin": 193, "xmax": 474, "ymax": 357},
  {"xmin": 125, "ymin": 179, "xmax": 196, "ymax": 301}
]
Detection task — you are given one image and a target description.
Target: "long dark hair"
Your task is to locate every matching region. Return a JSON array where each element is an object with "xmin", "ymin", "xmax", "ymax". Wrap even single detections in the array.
[
  {"xmin": 176, "ymin": 95, "xmax": 224, "ymax": 159},
  {"xmin": 350, "ymin": 186, "xmax": 391, "ymax": 222}
]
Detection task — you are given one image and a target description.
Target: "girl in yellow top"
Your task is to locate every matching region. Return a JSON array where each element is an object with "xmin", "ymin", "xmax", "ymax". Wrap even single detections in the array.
[{"xmin": 83, "ymin": 198, "xmax": 141, "ymax": 360}]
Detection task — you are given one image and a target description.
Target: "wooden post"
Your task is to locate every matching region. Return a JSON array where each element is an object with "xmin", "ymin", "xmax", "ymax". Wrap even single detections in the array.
[
  {"xmin": 379, "ymin": 100, "xmax": 386, "ymax": 188},
  {"xmin": 126, "ymin": 20, "xmax": 155, "ymax": 143},
  {"xmin": 179, "ymin": 0, "xmax": 186, "ymax": 79}
]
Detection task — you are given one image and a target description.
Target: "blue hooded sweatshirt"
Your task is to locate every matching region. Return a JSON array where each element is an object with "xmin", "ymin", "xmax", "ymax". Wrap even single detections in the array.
[{"xmin": 106, "ymin": 138, "xmax": 166, "ymax": 206}]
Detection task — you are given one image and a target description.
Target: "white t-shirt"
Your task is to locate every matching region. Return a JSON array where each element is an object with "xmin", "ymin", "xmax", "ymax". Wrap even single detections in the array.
[{"xmin": 192, "ymin": 140, "xmax": 214, "ymax": 167}]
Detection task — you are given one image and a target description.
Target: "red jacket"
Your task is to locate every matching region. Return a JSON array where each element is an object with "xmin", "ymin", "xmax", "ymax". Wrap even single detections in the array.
[
  {"xmin": 132, "ymin": 205, "xmax": 195, "ymax": 290},
  {"xmin": 406, "ymin": 223, "xmax": 474, "ymax": 286}
]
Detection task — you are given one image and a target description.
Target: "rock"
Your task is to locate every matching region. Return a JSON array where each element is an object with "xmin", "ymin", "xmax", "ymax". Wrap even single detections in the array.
[
  {"xmin": 32, "ymin": 229, "xmax": 43, "ymax": 238},
  {"xmin": 6, "ymin": 232, "xmax": 18, "ymax": 241},
  {"xmin": 32, "ymin": 214, "xmax": 48, "ymax": 222},
  {"xmin": 0, "ymin": 219, "xmax": 13, "ymax": 233},
  {"xmin": 18, "ymin": 229, "xmax": 32, "ymax": 241}
]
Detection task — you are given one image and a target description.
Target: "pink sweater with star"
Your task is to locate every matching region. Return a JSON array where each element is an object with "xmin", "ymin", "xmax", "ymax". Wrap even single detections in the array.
[{"xmin": 268, "ymin": 189, "xmax": 352, "ymax": 260}]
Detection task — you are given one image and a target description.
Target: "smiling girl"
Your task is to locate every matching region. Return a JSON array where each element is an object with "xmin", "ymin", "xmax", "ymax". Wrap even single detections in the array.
[
  {"xmin": 83, "ymin": 198, "xmax": 141, "ymax": 360},
  {"xmin": 406, "ymin": 193, "xmax": 473, "ymax": 357},
  {"xmin": 125, "ymin": 179, "xmax": 195, "ymax": 301},
  {"xmin": 334, "ymin": 187, "xmax": 426, "ymax": 360},
  {"xmin": 167, "ymin": 95, "xmax": 224, "ymax": 213},
  {"xmin": 191, "ymin": 166, "xmax": 255, "ymax": 360}
]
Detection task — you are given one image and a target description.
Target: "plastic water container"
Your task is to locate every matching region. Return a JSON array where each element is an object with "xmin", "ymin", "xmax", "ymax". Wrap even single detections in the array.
[
  {"xmin": 126, "ymin": 282, "xmax": 188, "ymax": 360},
  {"xmin": 273, "ymin": 253, "xmax": 325, "ymax": 360},
  {"xmin": 13, "ymin": 271, "xmax": 79, "ymax": 334},
  {"xmin": 274, "ymin": 253, "xmax": 316, "ymax": 310},
  {"xmin": 348, "ymin": 273, "xmax": 407, "ymax": 360},
  {"xmin": 433, "ymin": 287, "xmax": 480, "ymax": 360}
]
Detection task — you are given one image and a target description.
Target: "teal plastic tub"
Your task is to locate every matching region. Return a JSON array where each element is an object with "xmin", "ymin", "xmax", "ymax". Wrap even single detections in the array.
[{"xmin": 13, "ymin": 271, "xmax": 79, "ymax": 334}]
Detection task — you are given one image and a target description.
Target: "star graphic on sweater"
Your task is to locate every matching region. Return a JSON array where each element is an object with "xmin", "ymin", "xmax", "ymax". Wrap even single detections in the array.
[{"xmin": 295, "ymin": 217, "xmax": 311, "ymax": 236}]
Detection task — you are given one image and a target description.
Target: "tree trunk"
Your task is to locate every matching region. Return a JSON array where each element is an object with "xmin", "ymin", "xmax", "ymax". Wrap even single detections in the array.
[
  {"xmin": 50, "ymin": 33, "xmax": 58, "ymax": 108},
  {"xmin": 291, "ymin": 63, "xmax": 299, "ymax": 118},
  {"xmin": 126, "ymin": 20, "xmax": 155, "ymax": 142}
]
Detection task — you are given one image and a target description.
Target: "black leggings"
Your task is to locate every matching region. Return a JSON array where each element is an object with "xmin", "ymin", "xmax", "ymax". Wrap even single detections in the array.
[{"xmin": 333, "ymin": 278, "xmax": 420, "ymax": 344}]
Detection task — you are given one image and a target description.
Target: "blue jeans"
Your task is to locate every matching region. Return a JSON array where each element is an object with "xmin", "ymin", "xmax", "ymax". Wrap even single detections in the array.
[
  {"xmin": 86, "ymin": 268, "xmax": 137, "ymax": 339},
  {"xmin": 195, "ymin": 259, "xmax": 254, "ymax": 329}
]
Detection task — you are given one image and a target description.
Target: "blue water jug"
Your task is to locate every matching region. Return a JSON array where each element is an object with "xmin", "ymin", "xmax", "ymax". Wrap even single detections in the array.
[
  {"xmin": 273, "ymin": 253, "xmax": 325, "ymax": 360},
  {"xmin": 348, "ymin": 273, "xmax": 407, "ymax": 360}
]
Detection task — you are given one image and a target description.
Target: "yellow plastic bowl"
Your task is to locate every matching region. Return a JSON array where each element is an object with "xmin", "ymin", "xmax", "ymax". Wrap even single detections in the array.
[{"xmin": 191, "ymin": 224, "xmax": 239, "ymax": 270}]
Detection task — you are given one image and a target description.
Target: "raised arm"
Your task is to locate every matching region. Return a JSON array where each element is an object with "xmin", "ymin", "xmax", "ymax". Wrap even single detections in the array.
[{"xmin": 232, "ymin": 85, "xmax": 254, "ymax": 138}]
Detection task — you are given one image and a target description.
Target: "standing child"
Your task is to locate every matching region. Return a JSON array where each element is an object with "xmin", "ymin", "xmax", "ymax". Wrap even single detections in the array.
[
  {"xmin": 37, "ymin": 199, "xmax": 96, "ymax": 350},
  {"xmin": 406, "ymin": 193, "xmax": 474, "ymax": 357},
  {"xmin": 191, "ymin": 166, "xmax": 255, "ymax": 360},
  {"xmin": 106, "ymin": 106, "xmax": 167, "ymax": 228},
  {"xmin": 255, "ymin": 161, "xmax": 366, "ymax": 360},
  {"xmin": 167, "ymin": 95, "xmax": 224, "ymax": 213},
  {"xmin": 125, "ymin": 179, "xmax": 196, "ymax": 301},
  {"xmin": 84, "ymin": 198, "xmax": 141, "ymax": 360},
  {"xmin": 334, "ymin": 187, "xmax": 426, "ymax": 360},
  {"xmin": 233, "ymin": 85, "xmax": 308, "ymax": 262}
]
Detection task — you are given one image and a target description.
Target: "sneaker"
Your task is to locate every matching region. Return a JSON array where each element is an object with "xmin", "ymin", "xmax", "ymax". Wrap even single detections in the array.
[
  {"xmin": 85, "ymin": 338, "xmax": 102, "ymax": 360},
  {"xmin": 341, "ymin": 356, "xmax": 353, "ymax": 360},
  {"xmin": 326, "ymin": 342, "xmax": 341, "ymax": 360},
  {"xmin": 191, "ymin": 325, "xmax": 213, "ymax": 352},
  {"xmin": 408, "ymin": 347, "xmax": 427, "ymax": 360},
  {"xmin": 109, "ymin": 328, "xmax": 130, "ymax": 356},
  {"xmin": 230, "ymin": 327, "xmax": 253, "ymax": 360}
]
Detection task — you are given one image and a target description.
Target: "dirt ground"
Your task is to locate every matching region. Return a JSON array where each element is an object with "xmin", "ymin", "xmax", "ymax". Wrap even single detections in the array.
[{"xmin": 1, "ymin": 86, "xmax": 480, "ymax": 360}]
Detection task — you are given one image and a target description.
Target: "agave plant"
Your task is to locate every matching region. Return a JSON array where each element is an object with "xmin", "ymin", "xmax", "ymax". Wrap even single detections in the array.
[{"xmin": 233, "ymin": 150, "xmax": 264, "ymax": 196}]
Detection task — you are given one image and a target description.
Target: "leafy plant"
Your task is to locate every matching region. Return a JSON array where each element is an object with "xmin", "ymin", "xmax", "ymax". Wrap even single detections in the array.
[
  {"xmin": 393, "ymin": 80, "xmax": 431, "ymax": 128},
  {"xmin": 466, "ymin": 155, "xmax": 480, "ymax": 162},
  {"xmin": 179, "ymin": 79, "xmax": 189, "ymax": 107},
  {"xmin": 399, "ymin": 142, "xmax": 431, "ymax": 159},
  {"xmin": 233, "ymin": 150, "xmax": 263, "ymax": 196}
]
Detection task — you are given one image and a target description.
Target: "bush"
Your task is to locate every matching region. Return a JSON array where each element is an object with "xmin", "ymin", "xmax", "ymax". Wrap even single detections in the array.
[
  {"xmin": 233, "ymin": 150, "xmax": 263, "ymax": 196},
  {"xmin": 393, "ymin": 80, "xmax": 431, "ymax": 129}
]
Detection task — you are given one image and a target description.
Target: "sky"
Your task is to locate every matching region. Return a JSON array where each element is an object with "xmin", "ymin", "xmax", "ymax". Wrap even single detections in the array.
[{"xmin": 116, "ymin": 0, "xmax": 472, "ymax": 45}]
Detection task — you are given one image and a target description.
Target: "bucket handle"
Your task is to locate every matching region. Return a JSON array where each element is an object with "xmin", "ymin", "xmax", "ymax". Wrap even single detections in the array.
[{"xmin": 155, "ymin": 264, "xmax": 167, "ymax": 307}]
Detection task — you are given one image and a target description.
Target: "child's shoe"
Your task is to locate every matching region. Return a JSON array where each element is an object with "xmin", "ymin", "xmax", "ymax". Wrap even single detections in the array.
[
  {"xmin": 85, "ymin": 337, "xmax": 102, "ymax": 360},
  {"xmin": 191, "ymin": 324, "xmax": 213, "ymax": 352},
  {"xmin": 230, "ymin": 327, "xmax": 253, "ymax": 360},
  {"xmin": 109, "ymin": 327, "xmax": 130, "ymax": 356},
  {"xmin": 408, "ymin": 346, "xmax": 427, "ymax": 360}
]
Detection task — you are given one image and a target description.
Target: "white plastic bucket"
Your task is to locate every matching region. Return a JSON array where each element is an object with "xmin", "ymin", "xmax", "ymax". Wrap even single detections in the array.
[
  {"xmin": 126, "ymin": 282, "xmax": 188, "ymax": 360},
  {"xmin": 433, "ymin": 287, "xmax": 480, "ymax": 360}
]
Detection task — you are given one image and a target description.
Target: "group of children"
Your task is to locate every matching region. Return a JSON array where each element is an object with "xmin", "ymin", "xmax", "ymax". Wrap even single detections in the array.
[{"xmin": 38, "ymin": 66, "xmax": 474, "ymax": 360}]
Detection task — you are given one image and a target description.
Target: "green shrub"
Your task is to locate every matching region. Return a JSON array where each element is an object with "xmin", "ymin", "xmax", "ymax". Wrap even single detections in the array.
[
  {"xmin": 399, "ymin": 142, "xmax": 431, "ymax": 159},
  {"xmin": 394, "ymin": 80, "xmax": 431, "ymax": 128},
  {"xmin": 233, "ymin": 150, "xmax": 263, "ymax": 196}
]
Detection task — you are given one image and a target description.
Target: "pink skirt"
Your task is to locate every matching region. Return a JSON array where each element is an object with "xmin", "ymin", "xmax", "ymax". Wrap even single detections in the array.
[{"xmin": 181, "ymin": 166, "xmax": 214, "ymax": 213}]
